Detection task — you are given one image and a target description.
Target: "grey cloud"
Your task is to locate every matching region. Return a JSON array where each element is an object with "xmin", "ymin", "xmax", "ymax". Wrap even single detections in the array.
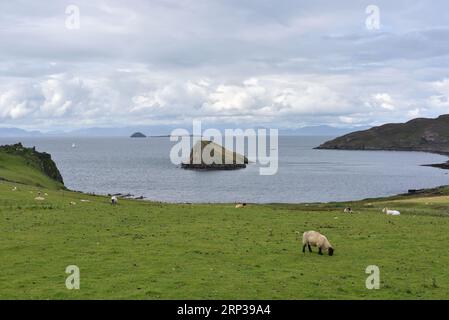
[{"xmin": 1, "ymin": 0, "xmax": 449, "ymax": 130}]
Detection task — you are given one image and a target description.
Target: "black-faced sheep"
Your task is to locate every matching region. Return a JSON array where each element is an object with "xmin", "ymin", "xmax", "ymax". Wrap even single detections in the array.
[{"xmin": 302, "ymin": 230, "xmax": 334, "ymax": 256}]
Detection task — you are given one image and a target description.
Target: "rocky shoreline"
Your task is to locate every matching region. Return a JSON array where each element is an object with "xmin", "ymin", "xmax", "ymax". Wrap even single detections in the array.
[{"xmin": 181, "ymin": 163, "xmax": 246, "ymax": 170}]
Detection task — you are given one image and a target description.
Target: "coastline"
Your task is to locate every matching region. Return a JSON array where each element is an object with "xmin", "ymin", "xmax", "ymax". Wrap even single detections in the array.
[
  {"xmin": 64, "ymin": 148, "xmax": 449, "ymax": 205},
  {"xmin": 316, "ymin": 146, "xmax": 449, "ymax": 171}
]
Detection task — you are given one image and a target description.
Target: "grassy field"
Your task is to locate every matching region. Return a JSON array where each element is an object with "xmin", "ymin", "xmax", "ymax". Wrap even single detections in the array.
[{"xmin": 1, "ymin": 152, "xmax": 449, "ymax": 299}]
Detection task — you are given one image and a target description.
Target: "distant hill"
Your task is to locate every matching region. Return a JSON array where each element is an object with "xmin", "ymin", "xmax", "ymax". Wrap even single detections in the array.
[
  {"xmin": 0, "ymin": 127, "xmax": 43, "ymax": 137},
  {"xmin": 0, "ymin": 125, "xmax": 366, "ymax": 138},
  {"xmin": 317, "ymin": 115, "xmax": 449, "ymax": 154},
  {"xmin": 280, "ymin": 125, "xmax": 369, "ymax": 136}
]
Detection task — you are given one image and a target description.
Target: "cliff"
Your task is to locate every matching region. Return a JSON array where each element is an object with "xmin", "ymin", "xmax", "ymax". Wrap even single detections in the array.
[{"xmin": 0, "ymin": 143, "xmax": 64, "ymax": 185}]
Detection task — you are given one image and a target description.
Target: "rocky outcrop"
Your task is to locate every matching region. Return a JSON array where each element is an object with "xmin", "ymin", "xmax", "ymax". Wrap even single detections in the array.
[
  {"xmin": 181, "ymin": 140, "xmax": 248, "ymax": 170},
  {"xmin": 130, "ymin": 132, "xmax": 147, "ymax": 138}
]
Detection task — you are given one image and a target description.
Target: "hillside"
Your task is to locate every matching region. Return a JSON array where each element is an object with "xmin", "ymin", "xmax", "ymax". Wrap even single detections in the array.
[
  {"xmin": 317, "ymin": 115, "xmax": 449, "ymax": 154},
  {"xmin": 0, "ymin": 143, "xmax": 64, "ymax": 189}
]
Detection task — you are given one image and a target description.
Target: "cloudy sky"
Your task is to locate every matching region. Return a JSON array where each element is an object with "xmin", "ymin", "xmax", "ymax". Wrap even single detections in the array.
[{"xmin": 1, "ymin": 0, "xmax": 449, "ymax": 131}]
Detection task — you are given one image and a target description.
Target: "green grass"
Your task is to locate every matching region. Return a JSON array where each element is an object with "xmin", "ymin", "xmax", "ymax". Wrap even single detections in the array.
[
  {"xmin": 0, "ymin": 153, "xmax": 63, "ymax": 190},
  {"xmin": 1, "ymin": 151, "xmax": 449, "ymax": 299}
]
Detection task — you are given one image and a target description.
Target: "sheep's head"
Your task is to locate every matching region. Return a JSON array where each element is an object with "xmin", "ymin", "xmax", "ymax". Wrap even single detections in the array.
[{"xmin": 328, "ymin": 247, "xmax": 334, "ymax": 256}]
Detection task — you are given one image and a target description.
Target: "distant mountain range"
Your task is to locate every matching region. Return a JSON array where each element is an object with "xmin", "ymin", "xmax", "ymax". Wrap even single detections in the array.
[
  {"xmin": 0, "ymin": 125, "xmax": 367, "ymax": 138},
  {"xmin": 317, "ymin": 114, "xmax": 449, "ymax": 154},
  {"xmin": 0, "ymin": 127, "xmax": 44, "ymax": 137}
]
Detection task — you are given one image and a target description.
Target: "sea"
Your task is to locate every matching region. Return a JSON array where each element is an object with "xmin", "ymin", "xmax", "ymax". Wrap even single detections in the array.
[{"xmin": 1, "ymin": 136, "xmax": 448, "ymax": 203}]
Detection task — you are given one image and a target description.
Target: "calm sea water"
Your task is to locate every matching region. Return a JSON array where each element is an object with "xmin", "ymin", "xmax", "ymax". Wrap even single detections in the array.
[{"xmin": 1, "ymin": 136, "xmax": 448, "ymax": 203}]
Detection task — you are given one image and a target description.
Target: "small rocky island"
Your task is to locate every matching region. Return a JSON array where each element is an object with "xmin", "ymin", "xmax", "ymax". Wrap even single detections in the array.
[
  {"xmin": 316, "ymin": 114, "xmax": 449, "ymax": 168},
  {"xmin": 130, "ymin": 132, "xmax": 147, "ymax": 138},
  {"xmin": 182, "ymin": 140, "xmax": 248, "ymax": 170}
]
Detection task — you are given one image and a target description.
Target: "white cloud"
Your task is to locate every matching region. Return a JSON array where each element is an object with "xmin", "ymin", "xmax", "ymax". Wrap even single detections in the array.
[
  {"xmin": 370, "ymin": 93, "xmax": 396, "ymax": 111},
  {"xmin": 1, "ymin": 1, "xmax": 449, "ymax": 130}
]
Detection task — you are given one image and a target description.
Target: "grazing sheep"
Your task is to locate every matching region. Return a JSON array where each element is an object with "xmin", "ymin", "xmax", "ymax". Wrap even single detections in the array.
[
  {"xmin": 302, "ymin": 230, "xmax": 334, "ymax": 256},
  {"xmin": 382, "ymin": 207, "xmax": 400, "ymax": 216},
  {"xmin": 80, "ymin": 199, "xmax": 90, "ymax": 203},
  {"xmin": 344, "ymin": 207, "xmax": 353, "ymax": 213},
  {"xmin": 235, "ymin": 203, "xmax": 247, "ymax": 208},
  {"xmin": 12, "ymin": 187, "xmax": 17, "ymax": 191},
  {"xmin": 34, "ymin": 197, "xmax": 45, "ymax": 201},
  {"xmin": 69, "ymin": 201, "xmax": 76, "ymax": 206},
  {"xmin": 111, "ymin": 196, "xmax": 118, "ymax": 205}
]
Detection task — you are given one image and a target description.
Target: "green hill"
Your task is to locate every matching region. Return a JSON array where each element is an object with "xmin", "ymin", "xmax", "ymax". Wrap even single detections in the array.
[
  {"xmin": 317, "ymin": 115, "xmax": 449, "ymax": 154},
  {"xmin": 0, "ymin": 143, "xmax": 64, "ymax": 190}
]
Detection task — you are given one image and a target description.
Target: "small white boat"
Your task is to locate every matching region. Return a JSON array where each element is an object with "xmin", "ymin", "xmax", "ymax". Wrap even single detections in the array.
[{"xmin": 72, "ymin": 143, "xmax": 77, "ymax": 148}]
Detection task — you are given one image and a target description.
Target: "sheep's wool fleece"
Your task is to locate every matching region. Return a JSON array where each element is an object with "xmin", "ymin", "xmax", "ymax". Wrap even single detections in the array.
[{"xmin": 302, "ymin": 231, "xmax": 331, "ymax": 250}]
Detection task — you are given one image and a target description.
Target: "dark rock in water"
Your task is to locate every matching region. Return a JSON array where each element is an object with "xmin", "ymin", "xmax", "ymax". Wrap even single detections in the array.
[
  {"xmin": 423, "ymin": 161, "xmax": 449, "ymax": 170},
  {"xmin": 0, "ymin": 143, "xmax": 64, "ymax": 185},
  {"xmin": 130, "ymin": 132, "xmax": 146, "ymax": 138},
  {"xmin": 182, "ymin": 140, "xmax": 248, "ymax": 170}
]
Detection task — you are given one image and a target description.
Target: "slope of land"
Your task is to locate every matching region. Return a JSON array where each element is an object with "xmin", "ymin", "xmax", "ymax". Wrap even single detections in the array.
[
  {"xmin": 0, "ymin": 143, "xmax": 64, "ymax": 189},
  {"xmin": 1, "ymin": 144, "xmax": 449, "ymax": 299},
  {"xmin": 317, "ymin": 115, "xmax": 449, "ymax": 154}
]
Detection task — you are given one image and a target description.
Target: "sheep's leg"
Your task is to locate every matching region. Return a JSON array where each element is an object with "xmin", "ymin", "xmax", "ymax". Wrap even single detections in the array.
[
  {"xmin": 318, "ymin": 247, "xmax": 323, "ymax": 255},
  {"xmin": 308, "ymin": 244, "xmax": 312, "ymax": 252},
  {"xmin": 302, "ymin": 244, "xmax": 306, "ymax": 253}
]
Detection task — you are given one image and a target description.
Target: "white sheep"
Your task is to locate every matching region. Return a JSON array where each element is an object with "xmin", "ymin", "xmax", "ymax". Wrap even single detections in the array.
[
  {"xmin": 111, "ymin": 196, "xmax": 118, "ymax": 205},
  {"xmin": 12, "ymin": 187, "xmax": 17, "ymax": 191},
  {"xmin": 382, "ymin": 207, "xmax": 400, "ymax": 216},
  {"xmin": 344, "ymin": 207, "xmax": 353, "ymax": 213},
  {"xmin": 34, "ymin": 197, "xmax": 45, "ymax": 201},
  {"xmin": 235, "ymin": 203, "xmax": 247, "ymax": 208},
  {"xmin": 302, "ymin": 230, "xmax": 334, "ymax": 256}
]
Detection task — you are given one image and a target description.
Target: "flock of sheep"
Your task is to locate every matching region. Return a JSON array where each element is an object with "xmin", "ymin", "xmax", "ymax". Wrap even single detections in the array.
[{"xmin": 15, "ymin": 188, "xmax": 402, "ymax": 258}]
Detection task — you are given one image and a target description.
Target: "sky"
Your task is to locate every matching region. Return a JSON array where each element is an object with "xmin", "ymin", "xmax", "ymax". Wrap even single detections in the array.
[{"xmin": 1, "ymin": 0, "xmax": 449, "ymax": 131}]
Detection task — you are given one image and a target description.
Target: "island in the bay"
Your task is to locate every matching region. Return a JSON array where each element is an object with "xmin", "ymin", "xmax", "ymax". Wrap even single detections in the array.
[
  {"xmin": 181, "ymin": 140, "xmax": 249, "ymax": 170},
  {"xmin": 130, "ymin": 132, "xmax": 147, "ymax": 138}
]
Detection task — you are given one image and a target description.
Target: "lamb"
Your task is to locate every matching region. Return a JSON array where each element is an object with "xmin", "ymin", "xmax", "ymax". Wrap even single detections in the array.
[
  {"xmin": 382, "ymin": 207, "xmax": 400, "ymax": 216},
  {"xmin": 302, "ymin": 230, "xmax": 334, "ymax": 256},
  {"xmin": 111, "ymin": 196, "xmax": 118, "ymax": 205}
]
